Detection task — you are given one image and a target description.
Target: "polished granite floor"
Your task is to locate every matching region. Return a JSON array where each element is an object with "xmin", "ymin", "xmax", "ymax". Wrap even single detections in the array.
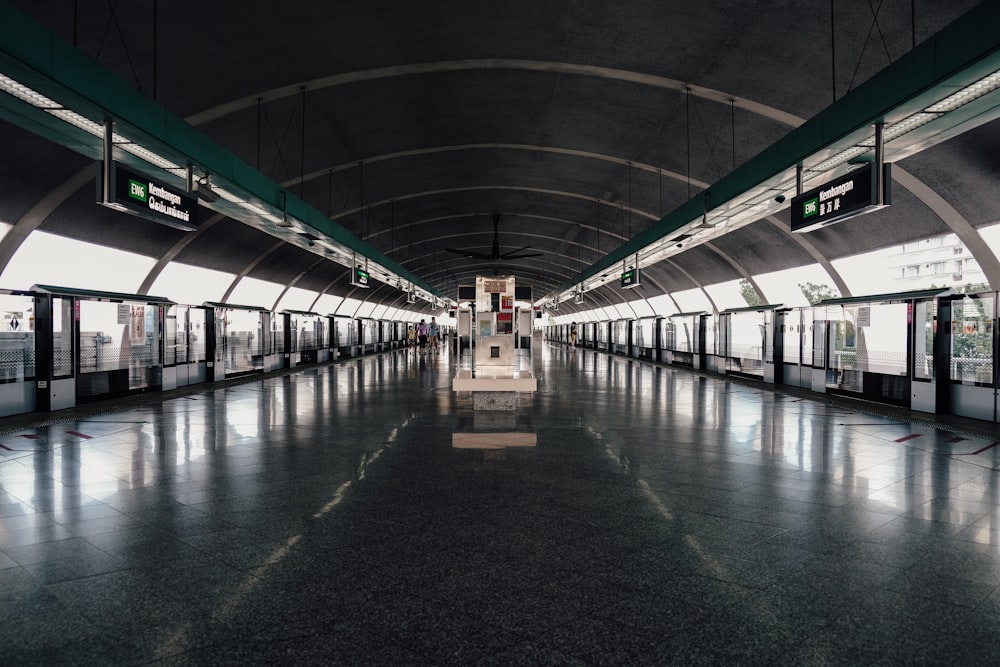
[{"xmin": 3, "ymin": 341, "xmax": 1000, "ymax": 665}]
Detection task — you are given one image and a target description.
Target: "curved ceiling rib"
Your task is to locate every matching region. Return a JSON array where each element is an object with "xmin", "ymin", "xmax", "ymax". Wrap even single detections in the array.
[
  {"xmin": 763, "ymin": 216, "xmax": 850, "ymax": 298},
  {"xmin": 663, "ymin": 258, "xmax": 719, "ymax": 315},
  {"xmin": 702, "ymin": 242, "xmax": 766, "ymax": 303},
  {"xmin": 418, "ymin": 264, "xmax": 569, "ymax": 290},
  {"xmin": 364, "ymin": 212, "xmax": 627, "ymax": 246},
  {"xmin": 137, "ymin": 214, "xmax": 225, "ymax": 296},
  {"xmin": 0, "ymin": 0, "xmax": 1000, "ymax": 320},
  {"xmin": 291, "ymin": 144, "xmax": 691, "ymax": 192},
  {"xmin": 328, "ymin": 186, "xmax": 660, "ymax": 224},
  {"xmin": 892, "ymin": 166, "xmax": 1000, "ymax": 289},
  {"xmin": 307, "ymin": 278, "xmax": 343, "ymax": 314},
  {"xmin": 0, "ymin": 166, "xmax": 92, "ymax": 277},
  {"xmin": 289, "ymin": 140, "xmax": 966, "ymax": 303},
  {"xmin": 185, "ymin": 60, "xmax": 804, "ymax": 128},
  {"xmin": 269, "ymin": 257, "xmax": 326, "ymax": 312},
  {"xmin": 219, "ymin": 240, "xmax": 287, "ymax": 305}
]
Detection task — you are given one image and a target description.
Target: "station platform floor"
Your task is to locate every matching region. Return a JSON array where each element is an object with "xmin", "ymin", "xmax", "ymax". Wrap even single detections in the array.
[{"xmin": 3, "ymin": 342, "xmax": 1000, "ymax": 665}]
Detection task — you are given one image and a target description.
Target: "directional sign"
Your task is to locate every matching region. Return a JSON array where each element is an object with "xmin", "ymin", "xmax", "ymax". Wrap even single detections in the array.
[
  {"xmin": 621, "ymin": 268, "xmax": 640, "ymax": 289},
  {"xmin": 351, "ymin": 265, "xmax": 370, "ymax": 288},
  {"xmin": 790, "ymin": 163, "xmax": 891, "ymax": 233},
  {"xmin": 98, "ymin": 161, "xmax": 199, "ymax": 230}
]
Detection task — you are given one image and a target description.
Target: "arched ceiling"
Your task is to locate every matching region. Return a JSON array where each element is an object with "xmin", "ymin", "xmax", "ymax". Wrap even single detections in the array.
[{"xmin": 1, "ymin": 0, "xmax": 998, "ymax": 316}]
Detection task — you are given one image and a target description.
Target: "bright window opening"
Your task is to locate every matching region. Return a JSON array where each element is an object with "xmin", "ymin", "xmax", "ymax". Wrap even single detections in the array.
[
  {"xmin": 755, "ymin": 264, "xmax": 838, "ymax": 306},
  {"xmin": 646, "ymin": 293, "xmax": 676, "ymax": 316},
  {"xmin": 705, "ymin": 278, "xmax": 750, "ymax": 310},
  {"xmin": 2, "ymin": 231, "xmax": 156, "ymax": 293},
  {"xmin": 337, "ymin": 298, "xmax": 363, "ymax": 317},
  {"xmin": 228, "ymin": 277, "xmax": 285, "ymax": 309},
  {"xmin": 836, "ymin": 231, "xmax": 988, "ymax": 296},
  {"xmin": 313, "ymin": 293, "xmax": 344, "ymax": 315},
  {"xmin": 608, "ymin": 302, "xmax": 635, "ymax": 319},
  {"xmin": 628, "ymin": 299, "xmax": 655, "ymax": 318},
  {"xmin": 355, "ymin": 301, "xmax": 377, "ymax": 318},
  {"xmin": 149, "ymin": 261, "xmax": 234, "ymax": 305},
  {"xmin": 672, "ymin": 288, "xmax": 712, "ymax": 313},
  {"xmin": 274, "ymin": 286, "xmax": 318, "ymax": 312}
]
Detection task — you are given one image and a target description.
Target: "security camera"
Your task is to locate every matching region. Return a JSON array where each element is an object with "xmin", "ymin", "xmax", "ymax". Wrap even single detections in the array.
[{"xmin": 774, "ymin": 194, "xmax": 786, "ymax": 204}]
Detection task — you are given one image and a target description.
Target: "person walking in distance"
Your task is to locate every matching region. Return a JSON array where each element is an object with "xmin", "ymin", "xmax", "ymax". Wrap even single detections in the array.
[
  {"xmin": 570, "ymin": 321, "xmax": 578, "ymax": 347},
  {"xmin": 417, "ymin": 318, "xmax": 429, "ymax": 354},
  {"xmin": 428, "ymin": 317, "xmax": 440, "ymax": 352}
]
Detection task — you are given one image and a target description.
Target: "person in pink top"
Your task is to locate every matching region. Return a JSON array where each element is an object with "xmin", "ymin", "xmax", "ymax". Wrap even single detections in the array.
[{"xmin": 416, "ymin": 319, "xmax": 429, "ymax": 354}]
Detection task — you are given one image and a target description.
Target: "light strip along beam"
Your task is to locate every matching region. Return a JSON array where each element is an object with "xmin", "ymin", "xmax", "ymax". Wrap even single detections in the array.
[
  {"xmin": 0, "ymin": 2, "xmax": 445, "ymax": 304},
  {"xmin": 544, "ymin": 1, "xmax": 1000, "ymax": 305}
]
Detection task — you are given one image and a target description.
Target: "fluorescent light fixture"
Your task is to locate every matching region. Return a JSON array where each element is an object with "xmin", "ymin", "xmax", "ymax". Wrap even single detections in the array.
[
  {"xmin": 48, "ymin": 107, "xmax": 181, "ymax": 170},
  {"xmin": 0, "ymin": 73, "xmax": 60, "ymax": 108},
  {"xmin": 808, "ymin": 145, "xmax": 872, "ymax": 173},
  {"xmin": 0, "ymin": 73, "xmax": 456, "ymax": 307},
  {"xmin": 882, "ymin": 112, "xmax": 939, "ymax": 141},
  {"xmin": 117, "ymin": 142, "xmax": 180, "ymax": 170},
  {"xmin": 46, "ymin": 108, "xmax": 104, "ymax": 135},
  {"xmin": 212, "ymin": 185, "xmax": 246, "ymax": 204},
  {"xmin": 243, "ymin": 203, "xmax": 268, "ymax": 216},
  {"xmin": 925, "ymin": 69, "xmax": 1000, "ymax": 113},
  {"xmin": 3, "ymin": 73, "xmax": 187, "ymax": 172}
]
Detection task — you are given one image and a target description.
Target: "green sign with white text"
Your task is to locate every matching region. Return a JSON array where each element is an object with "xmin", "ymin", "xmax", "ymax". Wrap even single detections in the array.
[
  {"xmin": 97, "ymin": 161, "xmax": 199, "ymax": 231},
  {"xmin": 790, "ymin": 163, "xmax": 890, "ymax": 233}
]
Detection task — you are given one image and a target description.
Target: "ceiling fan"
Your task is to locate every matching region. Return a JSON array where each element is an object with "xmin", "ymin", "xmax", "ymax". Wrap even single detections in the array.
[{"xmin": 445, "ymin": 212, "xmax": 543, "ymax": 260}]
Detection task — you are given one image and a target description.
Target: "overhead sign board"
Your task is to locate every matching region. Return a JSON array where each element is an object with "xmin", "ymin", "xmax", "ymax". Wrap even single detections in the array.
[
  {"xmin": 351, "ymin": 265, "xmax": 370, "ymax": 288},
  {"xmin": 621, "ymin": 268, "xmax": 640, "ymax": 289},
  {"xmin": 790, "ymin": 163, "xmax": 891, "ymax": 233},
  {"xmin": 97, "ymin": 161, "xmax": 198, "ymax": 231}
]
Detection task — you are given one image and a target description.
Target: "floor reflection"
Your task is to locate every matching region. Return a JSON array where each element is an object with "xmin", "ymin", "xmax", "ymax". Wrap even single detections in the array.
[
  {"xmin": 452, "ymin": 411, "xmax": 536, "ymax": 449},
  {"xmin": 4, "ymin": 342, "xmax": 1000, "ymax": 663}
]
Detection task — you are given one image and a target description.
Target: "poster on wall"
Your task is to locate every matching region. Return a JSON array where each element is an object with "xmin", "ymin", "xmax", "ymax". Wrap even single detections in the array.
[{"xmin": 131, "ymin": 306, "xmax": 146, "ymax": 339}]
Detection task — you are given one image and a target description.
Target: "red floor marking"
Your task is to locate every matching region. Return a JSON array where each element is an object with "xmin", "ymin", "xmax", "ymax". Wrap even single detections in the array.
[
  {"xmin": 19, "ymin": 434, "xmax": 39, "ymax": 439},
  {"xmin": 66, "ymin": 431, "xmax": 92, "ymax": 439},
  {"xmin": 958, "ymin": 441, "xmax": 1000, "ymax": 456},
  {"xmin": 895, "ymin": 434, "xmax": 922, "ymax": 443},
  {"xmin": 948, "ymin": 437, "xmax": 966, "ymax": 443}
]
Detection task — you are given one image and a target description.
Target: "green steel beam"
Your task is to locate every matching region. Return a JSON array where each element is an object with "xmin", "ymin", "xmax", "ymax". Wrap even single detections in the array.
[
  {"xmin": 554, "ymin": 0, "xmax": 1000, "ymax": 299},
  {"xmin": 0, "ymin": 1, "xmax": 439, "ymax": 299}
]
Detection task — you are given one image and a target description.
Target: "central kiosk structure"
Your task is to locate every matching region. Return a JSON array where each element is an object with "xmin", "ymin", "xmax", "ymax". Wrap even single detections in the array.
[{"xmin": 452, "ymin": 275, "xmax": 536, "ymax": 410}]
